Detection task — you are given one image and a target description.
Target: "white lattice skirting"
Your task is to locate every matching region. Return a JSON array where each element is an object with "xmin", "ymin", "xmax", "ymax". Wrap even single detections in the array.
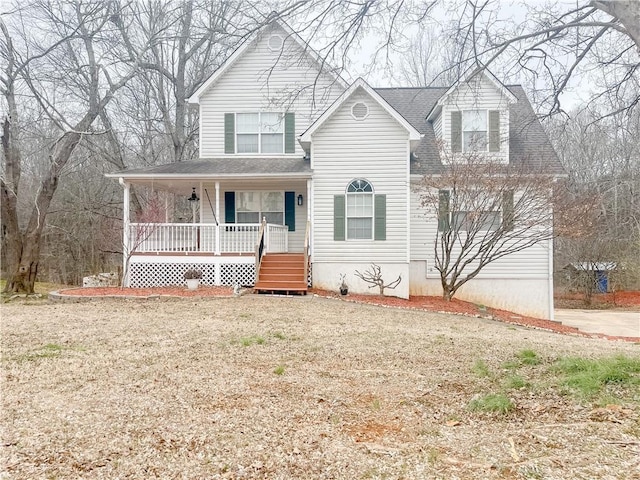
[{"xmin": 127, "ymin": 256, "xmax": 256, "ymax": 288}]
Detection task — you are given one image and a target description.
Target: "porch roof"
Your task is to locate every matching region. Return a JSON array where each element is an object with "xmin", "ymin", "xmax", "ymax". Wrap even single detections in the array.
[{"xmin": 106, "ymin": 157, "xmax": 312, "ymax": 181}]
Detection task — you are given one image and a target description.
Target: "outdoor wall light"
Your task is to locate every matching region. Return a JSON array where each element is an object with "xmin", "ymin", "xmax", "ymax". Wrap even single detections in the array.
[
  {"xmin": 188, "ymin": 187, "xmax": 199, "ymax": 202},
  {"xmin": 297, "ymin": 194, "xmax": 304, "ymax": 206}
]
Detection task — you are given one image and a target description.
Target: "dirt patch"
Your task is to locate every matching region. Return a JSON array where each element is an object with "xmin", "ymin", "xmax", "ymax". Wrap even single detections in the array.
[{"xmin": 2, "ymin": 297, "xmax": 639, "ymax": 479}]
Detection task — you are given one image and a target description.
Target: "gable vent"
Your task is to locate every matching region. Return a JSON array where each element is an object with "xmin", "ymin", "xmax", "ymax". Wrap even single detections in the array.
[
  {"xmin": 268, "ymin": 34, "xmax": 283, "ymax": 51},
  {"xmin": 351, "ymin": 102, "xmax": 369, "ymax": 120}
]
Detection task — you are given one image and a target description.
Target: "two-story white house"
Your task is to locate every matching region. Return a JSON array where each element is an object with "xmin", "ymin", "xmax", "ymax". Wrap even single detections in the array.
[{"xmin": 108, "ymin": 21, "xmax": 563, "ymax": 319}]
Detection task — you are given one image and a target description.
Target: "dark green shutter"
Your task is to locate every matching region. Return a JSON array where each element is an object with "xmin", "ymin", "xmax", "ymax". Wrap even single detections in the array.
[
  {"xmin": 334, "ymin": 195, "xmax": 345, "ymax": 241},
  {"xmin": 438, "ymin": 190, "xmax": 450, "ymax": 231},
  {"xmin": 284, "ymin": 112, "xmax": 295, "ymax": 153},
  {"xmin": 502, "ymin": 190, "xmax": 514, "ymax": 231},
  {"xmin": 284, "ymin": 191, "xmax": 296, "ymax": 232},
  {"xmin": 224, "ymin": 191, "xmax": 235, "ymax": 223},
  {"xmin": 224, "ymin": 113, "xmax": 235, "ymax": 154},
  {"xmin": 488, "ymin": 110, "xmax": 500, "ymax": 152},
  {"xmin": 374, "ymin": 194, "xmax": 386, "ymax": 241},
  {"xmin": 451, "ymin": 111, "xmax": 462, "ymax": 153}
]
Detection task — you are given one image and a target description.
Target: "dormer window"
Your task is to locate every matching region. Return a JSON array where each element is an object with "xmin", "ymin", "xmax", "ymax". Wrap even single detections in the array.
[
  {"xmin": 463, "ymin": 110, "xmax": 487, "ymax": 151},
  {"xmin": 451, "ymin": 110, "xmax": 501, "ymax": 153}
]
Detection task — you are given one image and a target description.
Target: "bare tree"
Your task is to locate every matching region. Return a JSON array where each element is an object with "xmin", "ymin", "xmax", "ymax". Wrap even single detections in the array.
[
  {"xmin": 549, "ymin": 105, "xmax": 640, "ymax": 300},
  {"xmin": 438, "ymin": 0, "xmax": 640, "ymax": 119},
  {"xmin": 417, "ymin": 148, "xmax": 586, "ymax": 301},
  {"xmin": 354, "ymin": 264, "xmax": 402, "ymax": 295},
  {"xmin": 1, "ymin": 0, "xmax": 138, "ymax": 293}
]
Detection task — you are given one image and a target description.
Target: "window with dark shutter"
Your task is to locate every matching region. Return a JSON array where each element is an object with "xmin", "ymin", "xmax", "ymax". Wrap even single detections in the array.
[
  {"xmin": 284, "ymin": 113, "xmax": 295, "ymax": 153},
  {"xmin": 224, "ymin": 113, "xmax": 235, "ymax": 154},
  {"xmin": 502, "ymin": 190, "xmax": 514, "ymax": 231},
  {"xmin": 438, "ymin": 190, "xmax": 450, "ymax": 231},
  {"xmin": 451, "ymin": 111, "xmax": 462, "ymax": 153},
  {"xmin": 334, "ymin": 195, "xmax": 345, "ymax": 241},
  {"xmin": 488, "ymin": 110, "xmax": 500, "ymax": 152}
]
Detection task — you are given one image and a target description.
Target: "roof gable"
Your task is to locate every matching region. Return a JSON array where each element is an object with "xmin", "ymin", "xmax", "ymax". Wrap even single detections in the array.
[
  {"xmin": 188, "ymin": 20, "xmax": 348, "ymax": 104},
  {"xmin": 426, "ymin": 67, "xmax": 517, "ymax": 121},
  {"xmin": 300, "ymin": 78, "xmax": 422, "ymax": 149}
]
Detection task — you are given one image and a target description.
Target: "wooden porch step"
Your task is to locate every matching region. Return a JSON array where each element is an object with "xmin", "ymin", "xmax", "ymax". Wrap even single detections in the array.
[{"xmin": 254, "ymin": 253, "xmax": 307, "ymax": 295}]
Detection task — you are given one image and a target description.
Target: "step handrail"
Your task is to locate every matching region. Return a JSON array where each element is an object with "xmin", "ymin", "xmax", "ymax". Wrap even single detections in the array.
[
  {"xmin": 303, "ymin": 220, "xmax": 310, "ymax": 286},
  {"xmin": 254, "ymin": 217, "xmax": 267, "ymax": 284}
]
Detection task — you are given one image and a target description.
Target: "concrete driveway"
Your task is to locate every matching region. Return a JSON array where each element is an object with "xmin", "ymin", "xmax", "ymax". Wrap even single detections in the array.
[{"xmin": 555, "ymin": 309, "xmax": 640, "ymax": 338}]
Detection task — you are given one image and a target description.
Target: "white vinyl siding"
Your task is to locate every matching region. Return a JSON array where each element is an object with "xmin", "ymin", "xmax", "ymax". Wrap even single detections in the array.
[
  {"xmin": 409, "ymin": 185, "xmax": 549, "ymax": 278},
  {"xmin": 198, "ymin": 25, "xmax": 343, "ymax": 157},
  {"xmin": 442, "ymin": 75, "xmax": 510, "ymax": 161},
  {"xmin": 312, "ymin": 88, "xmax": 409, "ymax": 263}
]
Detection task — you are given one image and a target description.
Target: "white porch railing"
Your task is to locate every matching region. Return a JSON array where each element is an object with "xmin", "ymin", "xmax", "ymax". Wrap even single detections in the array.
[
  {"xmin": 266, "ymin": 224, "xmax": 289, "ymax": 253},
  {"xmin": 128, "ymin": 223, "xmax": 289, "ymax": 255}
]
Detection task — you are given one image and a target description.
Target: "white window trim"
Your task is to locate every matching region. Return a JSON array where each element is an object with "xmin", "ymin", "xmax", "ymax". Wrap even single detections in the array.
[
  {"xmin": 235, "ymin": 112, "xmax": 284, "ymax": 154},
  {"xmin": 461, "ymin": 109, "xmax": 489, "ymax": 153},
  {"xmin": 235, "ymin": 191, "xmax": 285, "ymax": 225},
  {"xmin": 451, "ymin": 210, "xmax": 501, "ymax": 232},
  {"xmin": 346, "ymin": 179, "xmax": 374, "ymax": 240}
]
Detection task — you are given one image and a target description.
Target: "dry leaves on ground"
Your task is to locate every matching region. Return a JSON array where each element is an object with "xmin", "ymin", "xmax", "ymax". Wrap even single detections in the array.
[{"xmin": 1, "ymin": 296, "xmax": 639, "ymax": 479}]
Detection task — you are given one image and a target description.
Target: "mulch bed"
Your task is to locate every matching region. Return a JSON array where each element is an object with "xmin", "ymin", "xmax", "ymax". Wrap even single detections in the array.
[
  {"xmin": 60, "ymin": 286, "xmax": 234, "ymax": 297},
  {"xmin": 55, "ymin": 286, "xmax": 639, "ymax": 342},
  {"xmin": 555, "ymin": 290, "xmax": 640, "ymax": 309}
]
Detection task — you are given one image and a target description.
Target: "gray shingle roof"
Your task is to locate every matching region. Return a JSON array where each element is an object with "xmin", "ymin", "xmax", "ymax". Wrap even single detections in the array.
[
  {"xmin": 375, "ymin": 85, "xmax": 564, "ymax": 175},
  {"xmin": 108, "ymin": 157, "xmax": 311, "ymax": 177}
]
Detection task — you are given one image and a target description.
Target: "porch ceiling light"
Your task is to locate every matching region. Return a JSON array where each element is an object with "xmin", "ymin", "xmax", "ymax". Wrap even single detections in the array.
[
  {"xmin": 297, "ymin": 194, "xmax": 303, "ymax": 206},
  {"xmin": 188, "ymin": 187, "xmax": 199, "ymax": 202}
]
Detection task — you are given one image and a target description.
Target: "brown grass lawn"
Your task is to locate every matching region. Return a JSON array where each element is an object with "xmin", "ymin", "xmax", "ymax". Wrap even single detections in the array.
[{"xmin": 1, "ymin": 295, "xmax": 639, "ymax": 479}]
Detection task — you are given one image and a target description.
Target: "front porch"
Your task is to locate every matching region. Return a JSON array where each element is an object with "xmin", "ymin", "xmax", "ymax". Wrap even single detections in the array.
[
  {"xmin": 108, "ymin": 158, "xmax": 313, "ymax": 290},
  {"xmin": 124, "ymin": 220, "xmax": 310, "ymax": 290}
]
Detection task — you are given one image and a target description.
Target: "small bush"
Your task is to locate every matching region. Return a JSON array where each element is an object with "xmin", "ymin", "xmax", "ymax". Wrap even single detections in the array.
[{"xmin": 274, "ymin": 365, "xmax": 285, "ymax": 375}]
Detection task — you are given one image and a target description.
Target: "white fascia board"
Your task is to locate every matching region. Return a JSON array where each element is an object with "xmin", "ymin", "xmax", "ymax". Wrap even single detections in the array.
[
  {"xmin": 300, "ymin": 77, "xmax": 422, "ymax": 144},
  {"xmin": 188, "ymin": 20, "xmax": 348, "ymax": 105},
  {"xmin": 105, "ymin": 172, "xmax": 312, "ymax": 181}
]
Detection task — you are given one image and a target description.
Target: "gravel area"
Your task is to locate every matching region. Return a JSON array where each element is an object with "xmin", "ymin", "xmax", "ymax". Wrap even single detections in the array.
[{"xmin": 1, "ymin": 295, "xmax": 639, "ymax": 479}]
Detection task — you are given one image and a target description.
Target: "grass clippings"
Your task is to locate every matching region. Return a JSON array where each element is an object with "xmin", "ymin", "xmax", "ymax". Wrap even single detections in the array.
[{"xmin": 1, "ymin": 295, "xmax": 639, "ymax": 479}]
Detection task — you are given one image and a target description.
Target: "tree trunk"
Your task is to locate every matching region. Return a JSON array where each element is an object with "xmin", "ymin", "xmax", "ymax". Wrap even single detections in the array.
[{"xmin": 3, "ymin": 239, "xmax": 39, "ymax": 294}]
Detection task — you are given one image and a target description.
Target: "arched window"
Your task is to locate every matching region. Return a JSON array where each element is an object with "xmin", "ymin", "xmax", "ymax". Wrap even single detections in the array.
[{"xmin": 346, "ymin": 179, "xmax": 374, "ymax": 239}]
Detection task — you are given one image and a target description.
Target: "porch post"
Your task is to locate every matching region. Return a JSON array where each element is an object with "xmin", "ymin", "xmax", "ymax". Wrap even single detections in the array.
[
  {"xmin": 215, "ymin": 181, "xmax": 221, "ymax": 255},
  {"xmin": 120, "ymin": 178, "xmax": 130, "ymax": 286},
  {"xmin": 306, "ymin": 179, "xmax": 311, "ymax": 222},
  {"xmin": 199, "ymin": 183, "xmax": 204, "ymax": 223}
]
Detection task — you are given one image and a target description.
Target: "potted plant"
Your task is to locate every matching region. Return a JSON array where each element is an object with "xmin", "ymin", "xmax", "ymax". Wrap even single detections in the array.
[
  {"xmin": 339, "ymin": 274, "xmax": 348, "ymax": 296},
  {"xmin": 184, "ymin": 268, "xmax": 202, "ymax": 290}
]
